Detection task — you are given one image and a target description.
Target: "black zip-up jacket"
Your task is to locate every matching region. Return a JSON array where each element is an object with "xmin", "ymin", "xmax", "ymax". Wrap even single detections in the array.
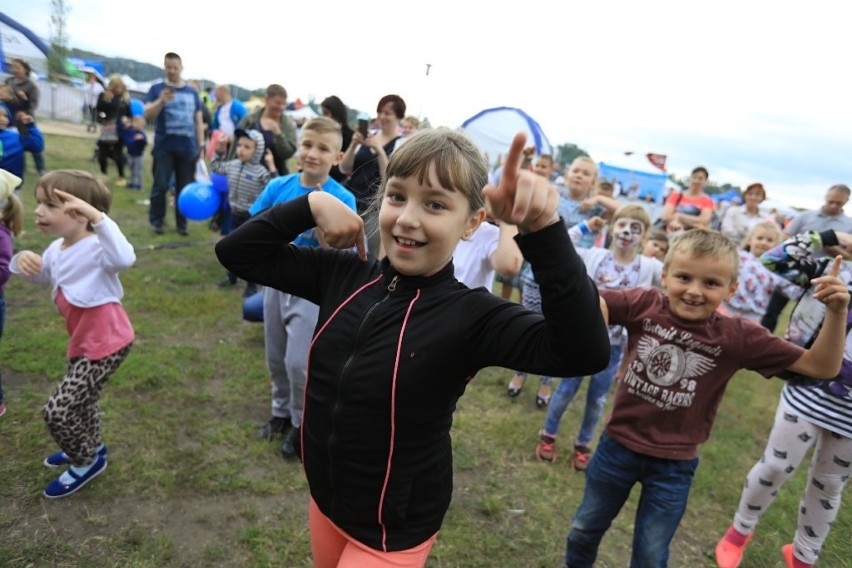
[{"xmin": 215, "ymin": 195, "xmax": 610, "ymax": 551}]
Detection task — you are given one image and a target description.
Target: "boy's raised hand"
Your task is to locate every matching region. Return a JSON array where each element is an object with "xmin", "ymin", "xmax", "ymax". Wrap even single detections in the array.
[
  {"xmin": 811, "ymin": 255, "xmax": 850, "ymax": 313},
  {"xmin": 483, "ymin": 133, "xmax": 559, "ymax": 234},
  {"xmin": 309, "ymin": 185, "xmax": 367, "ymax": 260}
]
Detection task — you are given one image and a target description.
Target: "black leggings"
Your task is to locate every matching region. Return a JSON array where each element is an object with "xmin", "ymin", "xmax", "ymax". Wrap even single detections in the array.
[{"xmin": 97, "ymin": 140, "xmax": 126, "ymax": 177}]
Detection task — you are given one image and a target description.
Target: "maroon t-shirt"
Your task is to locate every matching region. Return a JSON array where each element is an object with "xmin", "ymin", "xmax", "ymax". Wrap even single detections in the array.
[{"xmin": 601, "ymin": 287, "xmax": 804, "ymax": 460}]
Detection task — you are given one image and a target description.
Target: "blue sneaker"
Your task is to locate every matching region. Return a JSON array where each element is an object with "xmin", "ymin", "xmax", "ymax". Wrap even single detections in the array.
[
  {"xmin": 43, "ymin": 454, "xmax": 107, "ymax": 499},
  {"xmin": 44, "ymin": 445, "xmax": 108, "ymax": 468}
]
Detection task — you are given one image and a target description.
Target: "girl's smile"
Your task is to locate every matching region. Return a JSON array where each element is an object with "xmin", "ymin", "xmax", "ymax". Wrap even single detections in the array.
[{"xmin": 379, "ymin": 165, "xmax": 484, "ymax": 277}]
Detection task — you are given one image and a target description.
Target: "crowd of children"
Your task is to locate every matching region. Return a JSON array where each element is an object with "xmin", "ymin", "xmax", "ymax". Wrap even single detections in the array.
[{"xmin": 1, "ymin": 66, "xmax": 851, "ymax": 567}]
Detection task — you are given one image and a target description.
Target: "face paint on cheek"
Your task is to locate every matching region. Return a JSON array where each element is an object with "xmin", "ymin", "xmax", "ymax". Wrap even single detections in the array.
[{"xmin": 613, "ymin": 217, "xmax": 645, "ymax": 248}]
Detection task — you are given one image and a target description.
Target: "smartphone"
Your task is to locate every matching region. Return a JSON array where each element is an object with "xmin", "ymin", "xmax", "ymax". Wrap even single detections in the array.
[{"xmin": 358, "ymin": 119, "xmax": 369, "ymax": 138}]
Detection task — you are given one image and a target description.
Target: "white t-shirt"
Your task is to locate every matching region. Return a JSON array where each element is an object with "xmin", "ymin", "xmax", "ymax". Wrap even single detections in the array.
[
  {"xmin": 452, "ymin": 222, "xmax": 500, "ymax": 290},
  {"xmin": 85, "ymin": 81, "xmax": 104, "ymax": 107},
  {"xmin": 218, "ymin": 101, "xmax": 236, "ymax": 136}
]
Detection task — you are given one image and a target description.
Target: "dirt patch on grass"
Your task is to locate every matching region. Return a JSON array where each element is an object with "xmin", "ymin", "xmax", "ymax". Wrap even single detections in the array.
[{"xmin": 4, "ymin": 488, "xmax": 309, "ymax": 567}]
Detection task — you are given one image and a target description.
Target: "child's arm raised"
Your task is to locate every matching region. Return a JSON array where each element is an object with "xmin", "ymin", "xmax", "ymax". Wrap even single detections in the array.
[
  {"xmin": 308, "ymin": 187, "xmax": 366, "ymax": 260},
  {"xmin": 479, "ymin": 132, "xmax": 611, "ymax": 377},
  {"xmin": 786, "ymin": 256, "xmax": 850, "ymax": 378},
  {"xmin": 490, "ymin": 221, "xmax": 523, "ymax": 278},
  {"xmin": 483, "ymin": 133, "xmax": 559, "ymax": 234}
]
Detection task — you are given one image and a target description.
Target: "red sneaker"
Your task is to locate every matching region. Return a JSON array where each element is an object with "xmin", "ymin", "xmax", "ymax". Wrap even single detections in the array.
[
  {"xmin": 782, "ymin": 543, "xmax": 813, "ymax": 568},
  {"xmin": 535, "ymin": 432, "xmax": 556, "ymax": 462},
  {"xmin": 571, "ymin": 445, "xmax": 591, "ymax": 471},
  {"xmin": 715, "ymin": 527, "xmax": 753, "ymax": 568}
]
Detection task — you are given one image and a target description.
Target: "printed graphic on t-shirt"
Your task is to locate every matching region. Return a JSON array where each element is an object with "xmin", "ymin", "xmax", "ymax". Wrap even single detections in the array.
[
  {"xmin": 164, "ymin": 91, "xmax": 197, "ymax": 138},
  {"xmin": 622, "ymin": 319, "xmax": 720, "ymax": 410}
]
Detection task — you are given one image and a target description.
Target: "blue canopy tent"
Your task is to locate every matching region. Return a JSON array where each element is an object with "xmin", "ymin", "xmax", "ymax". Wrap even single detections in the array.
[
  {"xmin": 460, "ymin": 107, "xmax": 552, "ymax": 165},
  {"xmin": 598, "ymin": 155, "xmax": 669, "ymax": 203}
]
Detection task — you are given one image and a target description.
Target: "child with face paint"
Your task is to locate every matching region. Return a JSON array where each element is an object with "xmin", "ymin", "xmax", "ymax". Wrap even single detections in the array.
[
  {"xmin": 535, "ymin": 204, "xmax": 662, "ymax": 470},
  {"xmin": 507, "ymin": 156, "xmax": 618, "ymax": 408}
]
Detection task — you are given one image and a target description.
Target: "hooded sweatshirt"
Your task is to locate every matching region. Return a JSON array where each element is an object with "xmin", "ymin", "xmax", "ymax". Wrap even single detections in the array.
[{"xmin": 211, "ymin": 129, "xmax": 274, "ymax": 214}]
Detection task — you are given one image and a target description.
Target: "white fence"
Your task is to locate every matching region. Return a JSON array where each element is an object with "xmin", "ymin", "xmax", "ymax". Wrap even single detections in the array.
[{"xmin": 36, "ymin": 80, "xmax": 87, "ymax": 123}]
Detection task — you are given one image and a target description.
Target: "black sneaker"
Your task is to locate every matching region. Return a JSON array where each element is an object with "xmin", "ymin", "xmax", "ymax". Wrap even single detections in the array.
[
  {"xmin": 151, "ymin": 224, "xmax": 165, "ymax": 235},
  {"xmin": 218, "ymin": 275, "xmax": 238, "ymax": 288},
  {"xmin": 177, "ymin": 227, "xmax": 189, "ymax": 237},
  {"xmin": 243, "ymin": 283, "xmax": 258, "ymax": 298},
  {"xmin": 281, "ymin": 426, "xmax": 300, "ymax": 460},
  {"xmin": 257, "ymin": 417, "xmax": 289, "ymax": 440}
]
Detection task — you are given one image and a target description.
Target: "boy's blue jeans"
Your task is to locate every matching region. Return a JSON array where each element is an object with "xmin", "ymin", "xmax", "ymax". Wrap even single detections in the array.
[
  {"xmin": 544, "ymin": 344, "xmax": 623, "ymax": 445},
  {"xmin": 565, "ymin": 433, "xmax": 699, "ymax": 568}
]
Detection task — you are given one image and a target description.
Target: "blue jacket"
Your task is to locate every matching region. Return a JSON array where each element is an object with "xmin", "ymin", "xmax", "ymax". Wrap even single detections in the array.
[
  {"xmin": 211, "ymin": 99, "xmax": 247, "ymax": 132},
  {"xmin": 0, "ymin": 120, "xmax": 45, "ymax": 181}
]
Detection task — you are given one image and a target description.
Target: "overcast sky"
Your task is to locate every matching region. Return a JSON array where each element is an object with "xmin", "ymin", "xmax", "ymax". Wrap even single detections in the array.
[{"xmin": 4, "ymin": 1, "xmax": 850, "ymax": 210}]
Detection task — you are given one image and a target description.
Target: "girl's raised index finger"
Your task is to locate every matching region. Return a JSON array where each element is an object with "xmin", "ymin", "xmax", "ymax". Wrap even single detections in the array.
[
  {"xmin": 829, "ymin": 255, "xmax": 843, "ymax": 278},
  {"xmin": 500, "ymin": 132, "xmax": 528, "ymax": 180}
]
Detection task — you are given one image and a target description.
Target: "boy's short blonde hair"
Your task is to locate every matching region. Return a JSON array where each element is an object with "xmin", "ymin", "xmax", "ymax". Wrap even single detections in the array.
[
  {"xmin": 302, "ymin": 116, "xmax": 343, "ymax": 151},
  {"xmin": 664, "ymin": 229, "xmax": 739, "ymax": 282},
  {"xmin": 569, "ymin": 156, "xmax": 599, "ymax": 178},
  {"xmin": 611, "ymin": 204, "xmax": 651, "ymax": 231}
]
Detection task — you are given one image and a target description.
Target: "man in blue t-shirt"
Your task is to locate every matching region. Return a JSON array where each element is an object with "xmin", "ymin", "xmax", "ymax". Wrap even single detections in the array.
[{"xmin": 144, "ymin": 52, "xmax": 204, "ymax": 236}]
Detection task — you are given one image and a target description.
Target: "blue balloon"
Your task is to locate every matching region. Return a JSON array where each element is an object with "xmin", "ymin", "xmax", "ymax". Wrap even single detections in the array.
[
  {"xmin": 178, "ymin": 182, "xmax": 221, "ymax": 221},
  {"xmin": 129, "ymin": 99, "xmax": 145, "ymax": 117},
  {"xmin": 210, "ymin": 172, "xmax": 228, "ymax": 194}
]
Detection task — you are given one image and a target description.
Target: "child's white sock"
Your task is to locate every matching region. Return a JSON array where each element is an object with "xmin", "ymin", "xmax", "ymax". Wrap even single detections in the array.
[{"xmin": 59, "ymin": 459, "xmax": 97, "ymax": 484}]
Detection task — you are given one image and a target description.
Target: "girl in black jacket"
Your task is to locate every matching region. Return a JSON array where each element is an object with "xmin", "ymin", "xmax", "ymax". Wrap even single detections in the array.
[{"xmin": 216, "ymin": 129, "xmax": 610, "ymax": 567}]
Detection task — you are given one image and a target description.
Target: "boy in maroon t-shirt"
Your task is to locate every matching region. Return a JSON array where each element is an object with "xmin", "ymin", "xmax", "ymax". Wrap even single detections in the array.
[{"xmin": 565, "ymin": 229, "xmax": 849, "ymax": 568}]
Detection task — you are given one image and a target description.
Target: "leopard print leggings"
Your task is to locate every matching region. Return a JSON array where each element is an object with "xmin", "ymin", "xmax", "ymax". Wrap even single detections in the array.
[{"xmin": 42, "ymin": 344, "xmax": 132, "ymax": 467}]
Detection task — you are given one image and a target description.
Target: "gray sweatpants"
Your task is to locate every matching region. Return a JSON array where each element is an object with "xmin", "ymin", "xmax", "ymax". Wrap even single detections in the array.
[{"xmin": 262, "ymin": 288, "xmax": 319, "ymax": 429}]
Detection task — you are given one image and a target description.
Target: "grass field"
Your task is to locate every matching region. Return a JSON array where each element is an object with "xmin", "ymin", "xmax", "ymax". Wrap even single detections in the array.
[{"xmin": 0, "ymin": 128, "xmax": 849, "ymax": 567}]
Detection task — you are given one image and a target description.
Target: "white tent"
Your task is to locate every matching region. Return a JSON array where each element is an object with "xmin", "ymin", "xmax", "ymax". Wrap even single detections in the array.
[
  {"xmin": 0, "ymin": 12, "xmax": 49, "ymax": 78},
  {"xmin": 459, "ymin": 107, "xmax": 552, "ymax": 165}
]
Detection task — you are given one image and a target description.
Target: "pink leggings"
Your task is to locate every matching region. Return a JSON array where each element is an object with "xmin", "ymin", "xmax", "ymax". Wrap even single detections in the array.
[{"xmin": 309, "ymin": 498, "xmax": 437, "ymax": 568}]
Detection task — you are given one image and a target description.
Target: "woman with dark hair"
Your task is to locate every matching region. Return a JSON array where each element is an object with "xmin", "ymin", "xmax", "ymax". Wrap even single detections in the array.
[
  {"xmin": 320, "ymin": 95, "xmax": 354, "ymax": 183},
  {"xmin": 339, "ymin": 94, "xmax": 405, "ymax": 254},
  {"xmin": 3, "ymin": 59, "xmax": 46, "ymax": 174}
]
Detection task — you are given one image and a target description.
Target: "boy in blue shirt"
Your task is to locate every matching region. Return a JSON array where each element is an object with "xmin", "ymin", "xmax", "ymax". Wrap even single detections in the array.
[{"xmin": 249, "ymin": 117, "xmax": 356, "ymax": 459}]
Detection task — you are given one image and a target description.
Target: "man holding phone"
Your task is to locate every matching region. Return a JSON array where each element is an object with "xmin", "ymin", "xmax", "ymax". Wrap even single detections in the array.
[{"xmin": 144, "ymin": 52, "xmax": 205, "ymax": 236}]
